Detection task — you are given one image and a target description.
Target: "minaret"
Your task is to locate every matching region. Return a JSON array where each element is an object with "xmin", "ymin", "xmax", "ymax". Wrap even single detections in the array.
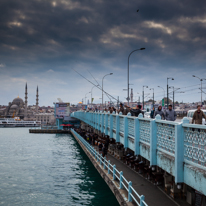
[
  {"xmin": 130, "ymin": 88, "xmax": 133, "ymax": 102},
  {"xmin": 24, "ymin": 83, "xmax": 28, "ymax": 119},
  {"xmin": 36, "ymin": 86, "xmax": 39, "ymax": 113}
]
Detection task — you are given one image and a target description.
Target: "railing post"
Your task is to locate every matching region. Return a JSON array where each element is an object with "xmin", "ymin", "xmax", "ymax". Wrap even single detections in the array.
[
  {"xmin": 116, "ymin": 112, "xmax": 120, "ymax": 142},
  {"xmin": 104, "ymin": 156, "xmax": 106, "ymax": 169},
  {"xmin": 100, "ymin": 154, "xmax": 103, "ymax": 166},
  {"xmin": 134, "ymin": 117, "xmax": 140, "ymax": 155},
  {"xmin": 140, "ymin": 195, "xmax": 145, "ymax": 206},
  {"xmin": 113, "ymin": 164, "xmax": 116, "ymax": 180},
  {"xmin": 98, "ymin": 112, "xmax": 100, "ymax": 131},
  {"xmin": 108, "ymin": 160, "xmax": 110, "ymax": 174},
  {"xmin": 105, "ymin": 113, "xmax": 108, "ymax": 135},
  {"xmin": 175, "ymin": 120, "xmax": 185, "ymax": 184},
  {"xmin": 101, "ymin": 113, "xmax": 104, "ymax": 134},
  {"xmin": 93, "ymin": 147, "xmax": 95, "ymax": 156},
  {"xmin": 109, "ymin": 113, "xmax": 114, "ymax": 139},
  {"xmin": 150, "ymin": 116, "xmax": 159, "ymax": 166},
  {"xmin": 128, "ymin": 181, "xmax": 132, "ymax": 202},
  {"xmin": 120, "ymin": 171, "xmax": 123, "ymax": 189},
  {"xmin": 95, "ymin": 149, "xmax": 97, "ymax": 159},
  {"xmin": 124, "ymin": 115, "xmax": 129, "ymax": 149}
]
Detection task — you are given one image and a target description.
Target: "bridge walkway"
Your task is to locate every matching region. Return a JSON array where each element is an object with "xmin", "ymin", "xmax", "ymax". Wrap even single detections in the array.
[{"xmin": 99, "ymin": 147, "xmax": 190, "ymax": 206}]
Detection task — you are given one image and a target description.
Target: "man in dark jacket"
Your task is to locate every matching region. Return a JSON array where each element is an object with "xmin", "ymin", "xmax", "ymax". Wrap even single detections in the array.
[
  {"xmin": 150, "ymin": 107, "xmax": 155, "ymax": 118},
  {"xmin": 118, "ymin": 103, "xmax": 125, "ymax": 114},
  {"xmin": 154, "ymin": 105, "xmax": 165, "ymax": 119},
  {"xmin": 165, "ymin": 104, "xmax": 177, "ymax": 121},
  {"xmin": 192, "ymin": 105, "xmax": 206, "ymax": 124},
  {"xmin": 125, "ymin": 105, "xmax": 144, "ymax": 117}
]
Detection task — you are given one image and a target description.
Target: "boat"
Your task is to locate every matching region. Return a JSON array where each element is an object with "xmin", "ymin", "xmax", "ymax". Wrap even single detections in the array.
[{"xmin": 0, "ymin": 118, "xmax": 41, "ymax": 128}]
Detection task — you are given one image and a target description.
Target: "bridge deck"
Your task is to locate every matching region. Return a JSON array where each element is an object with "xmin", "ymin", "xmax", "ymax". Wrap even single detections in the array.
[{"xmin": 106, "ymin": 150, "xmax": 190, "ymax": 206}]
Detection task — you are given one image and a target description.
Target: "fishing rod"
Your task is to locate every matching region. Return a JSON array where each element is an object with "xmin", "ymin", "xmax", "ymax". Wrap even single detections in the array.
[
  {"xmin": 87, "ymin": 70, "xmax": 115, "ymax": 105},
  {"xmin": 73, "ymin": 68, "xmax": 120, "ymax": 103}
]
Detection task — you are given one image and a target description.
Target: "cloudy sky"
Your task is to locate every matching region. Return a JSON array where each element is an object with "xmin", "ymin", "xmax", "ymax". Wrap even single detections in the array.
[{"xmin": 0, "ymin": 0, "xmax": 206, "ymax": 106}]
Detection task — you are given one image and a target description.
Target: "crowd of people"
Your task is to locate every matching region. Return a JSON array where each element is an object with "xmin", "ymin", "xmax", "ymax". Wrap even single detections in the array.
[{"xmin": 86, "ymin": 103, "xmax": 206, "ymax": 124}]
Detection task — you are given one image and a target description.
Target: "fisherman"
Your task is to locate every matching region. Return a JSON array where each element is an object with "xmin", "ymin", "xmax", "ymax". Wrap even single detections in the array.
[
  {"xmin": 118, "ymin": 103, "xmax": 124, "ymax": 114},
  {"xmin": 125, "ymin": 105, "xmax": 144, "ymax": 117}
]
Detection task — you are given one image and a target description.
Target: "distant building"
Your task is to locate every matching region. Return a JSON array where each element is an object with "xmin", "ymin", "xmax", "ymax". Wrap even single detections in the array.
[
  {"xmin": 0, "ymin": 83, "xmax": 39, "ymax": 119},
  {"xmin": 35, "ymin": 113, "xmax": 55, "ymax": 124}
]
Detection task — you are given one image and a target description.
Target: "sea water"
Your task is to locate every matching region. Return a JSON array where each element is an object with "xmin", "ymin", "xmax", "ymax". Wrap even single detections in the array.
[{"xmin": 0, "ymin": 128, "xmax": 119, "ymax": 206}]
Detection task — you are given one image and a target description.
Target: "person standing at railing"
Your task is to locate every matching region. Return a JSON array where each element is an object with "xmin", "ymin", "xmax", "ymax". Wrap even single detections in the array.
[
  {"xmin": 165, "ymin": 104, "xmax": 177, "ymax": 121},
  {"xmin": 150, "ymin": 107, "xmax": 155, "ymax": 118},
  {"xmin": 125, "ymin": 105, "xmax": 144, "ymax": 117},
  {"xmin": 118, "ymin": 103, "xmax": 125, "ymax": 114},
  {"xmin": 192, "ymin": 105, "xmax": 206, "ymax": 124},
  {"xmin": 154, "ymin": 105, "xmax": 165, "ymax": 120}
]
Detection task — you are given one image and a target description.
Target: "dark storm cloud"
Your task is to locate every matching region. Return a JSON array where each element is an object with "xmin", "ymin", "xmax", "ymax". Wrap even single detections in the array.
[{"xmin": 0, "ymin": 0, "xmax": 206, "ymax": 104}]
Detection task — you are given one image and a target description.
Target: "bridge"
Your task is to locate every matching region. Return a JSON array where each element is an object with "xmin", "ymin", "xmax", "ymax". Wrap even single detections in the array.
[{"xmin": 71, "ymin": 110, "xmax": 206, "ymax": 200}]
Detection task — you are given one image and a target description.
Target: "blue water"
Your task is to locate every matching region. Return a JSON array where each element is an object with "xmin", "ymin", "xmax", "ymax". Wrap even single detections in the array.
[{"xmin": 0, "ymin": 128, "xmax": 119, "ymax": 206}]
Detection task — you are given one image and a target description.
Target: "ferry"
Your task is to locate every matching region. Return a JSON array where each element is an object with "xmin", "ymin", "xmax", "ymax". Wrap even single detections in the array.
[{"xmin": 0, "ymin": 117, "xmax": 41, "ymax": 128}]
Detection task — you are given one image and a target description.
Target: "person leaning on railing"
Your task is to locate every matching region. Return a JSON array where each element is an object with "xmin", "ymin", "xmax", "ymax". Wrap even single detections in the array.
[
  {"xmin": 125, "ymin": 105, "xmax": 144, "ymax": 117},
  {"xmin": 192, "ymin": 105, "xmax": 206, "ymax": 125}
]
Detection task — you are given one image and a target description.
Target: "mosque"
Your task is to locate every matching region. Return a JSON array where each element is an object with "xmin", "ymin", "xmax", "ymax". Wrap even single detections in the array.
[{"xmin": 0, "ymin": 83, "xmax": 39, "ymax": 120}]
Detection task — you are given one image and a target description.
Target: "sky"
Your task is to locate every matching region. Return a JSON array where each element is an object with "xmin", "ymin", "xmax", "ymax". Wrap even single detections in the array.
[{"xmin": 0, "ymin": 0, "xmax": 206, "ymax": 106}]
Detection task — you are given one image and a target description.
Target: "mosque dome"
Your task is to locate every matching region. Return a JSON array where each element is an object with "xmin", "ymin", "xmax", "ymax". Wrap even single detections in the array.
[
  {"xmin": 12, "ymin": 96, "xmax": 24, "ymax": 105},
  {"xmin": 10, "ymin": 104, "xmax": 18, "ymax": 109}
]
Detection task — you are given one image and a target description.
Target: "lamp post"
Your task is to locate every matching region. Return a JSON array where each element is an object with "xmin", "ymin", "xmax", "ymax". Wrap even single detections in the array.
[
  {"xmin": 167, "ymin": 77, "xmax": 174, "ymax": 108},
  {"xmin": 127, "ymin": 48, "xmax": 145, "ymax": 105},
  {"xmin": 85, "ymin": 92, "xmax": 91, "ymax": 107},
  {"xmin": 102, "ymin": 73, "xmax": 113, "ymax": 110},
  {"xmin": 91, "ymin": 85, "xmax": 98, "ymax": 109},
  {"xmin": 150, "ymin": 88, "xmax": 154, "ymax": 107},
  {"xmin": 192, "ymin": 75, "xmax": 206, "ymax": 106},
  {"xmin": 169, "ymin": 86, "xmax": 180, "ymax": 109},
  {"xmin": 157, "ymin": 86, "xmax": 165, "ymax": 99},
  {"xmin": 158, "ymin": 86, "xmax": 165, "ymax": 106},
  {"xmin": 142, "ymin": 85, "xmax": 148, "ymax": 110}
]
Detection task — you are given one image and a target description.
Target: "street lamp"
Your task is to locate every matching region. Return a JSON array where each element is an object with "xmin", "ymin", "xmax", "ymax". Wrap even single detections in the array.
[
  {"xmin": 102, "ymin": 73, "xmax": 113, "ymax": 110},
  {"xmin": 127, "ymin": 48, "xmax": 145, "ymax": 105},
  {"xmin": 169, "ymin": 86, "xmax": 180, "ymax": 108},
  {"xmin": 85, "ymin": 92, "xmax": 91, "ymax": 107},
  {"xmin": 142, "ymin": 85, "xmax": 148, "ymax": 110},
  {"xmin": 192, "ymin": 75, "xmax": 206, "ymax": 106},
  {"xmin": 157, "ymin": 86, "xmax": 165, "ymax": 99},
  {"xmin": 167, "ymin": 77, "xmax": 174, "ymax": 108},
  {"xmin": 150, "ymin": 88, "xmax": 154, "ymax": 107},
  {"xmin": 91, "ymin": 85, "xmax": 99, "ymax": 109}
]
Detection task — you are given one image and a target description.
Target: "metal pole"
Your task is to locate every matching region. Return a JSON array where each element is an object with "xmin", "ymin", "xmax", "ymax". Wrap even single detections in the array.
[
  {"xmin": 102, "ymin": 73, "xmax": 113, "ymax": 111},
  {"xmin": 153, "ymin": 90, "xmax": 154, "ymax": 107},
  {"xmin": 127, "ymin": 48, "xmax": 145, "ymax": 106},
  {"xmin": 173, "ymin": 87, "xmax": 174, "ymax": 109},
  {"xmin": 142, "ymin": 88, "xmax": 144, "ymax": 110},
  {"xmin": 167, "ymin": 79, "xmax": 168, "ymax": 109},
  {"xmin": 91, "ymin": 91, "xmax": 92, "ymax": 109},
  {"xmin": 128, "ymin": 55, "xmax": 129, "ymax": 105},
  {"xmin": 201, "ymin": 80, "xmax": 202, "ymax": 105},
  {"xmin": 102, "ymin": 77, "xmax": 103, "ymax": 110}
]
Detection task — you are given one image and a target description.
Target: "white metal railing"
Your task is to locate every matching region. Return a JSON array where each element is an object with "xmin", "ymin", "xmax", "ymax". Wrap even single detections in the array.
[{"xmin": 71, "ymin": 129, "xmax": 148, "ymax": 206}]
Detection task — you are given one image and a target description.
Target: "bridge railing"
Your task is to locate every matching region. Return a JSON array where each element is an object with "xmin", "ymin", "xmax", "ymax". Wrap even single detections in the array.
[
  {"xmin": 71, "ymin": 110, "xmax": 206, "ymax": 195},
  {"xmin": 71, "ymin": 129, "xmax": 148, "ymax": 206}
]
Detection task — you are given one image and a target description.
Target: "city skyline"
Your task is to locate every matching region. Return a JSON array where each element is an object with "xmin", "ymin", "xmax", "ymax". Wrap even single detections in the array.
[{"xmin": 0, "ymin": 0, "xmax": 206, "ymax": 105}]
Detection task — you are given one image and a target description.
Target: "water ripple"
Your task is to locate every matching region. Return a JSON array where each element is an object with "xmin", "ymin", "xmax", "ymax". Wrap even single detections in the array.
[{"xmin": 0, "ymin": 128, "xmax": 119, "ymax": 206}]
